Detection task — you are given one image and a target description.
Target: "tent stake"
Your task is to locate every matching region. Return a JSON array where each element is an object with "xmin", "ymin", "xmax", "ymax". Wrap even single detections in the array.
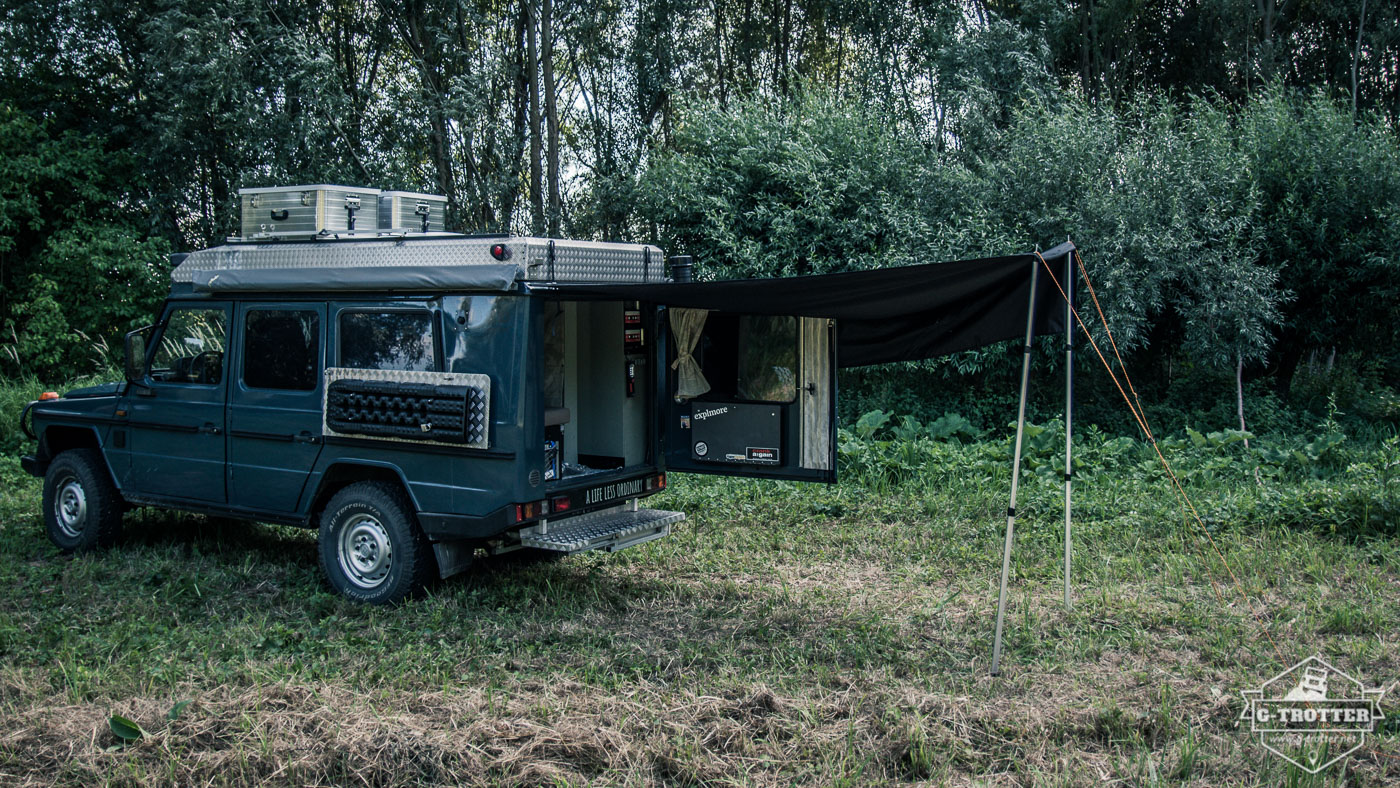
[
  {"xmin": 1063, "ymin": 247, "xmax": 1074, "ymax": 610},
  {"xmin": 990, "ymin": 259, "xmax": 1041, "ymax": 677}
]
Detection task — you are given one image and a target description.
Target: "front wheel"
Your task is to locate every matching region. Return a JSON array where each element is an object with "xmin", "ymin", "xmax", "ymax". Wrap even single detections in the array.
[
  {"xmin": 42, "ymin": 449, "xmax": 123, "ymax": 552},
  {"xmin": 317, "ymin": 482, "xmax": 434, "ymax": 604}
]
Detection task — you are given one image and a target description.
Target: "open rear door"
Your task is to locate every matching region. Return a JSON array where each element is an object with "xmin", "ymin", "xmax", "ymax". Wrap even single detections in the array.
[{"xmin": 663, "ymin": 311, "xmax": 836, "ymax": 482}]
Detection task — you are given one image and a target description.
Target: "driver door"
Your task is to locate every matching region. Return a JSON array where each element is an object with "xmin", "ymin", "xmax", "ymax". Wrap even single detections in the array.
[{"xmin": 122, "ymin": 303, "xmax": 230, "ymax": 504}]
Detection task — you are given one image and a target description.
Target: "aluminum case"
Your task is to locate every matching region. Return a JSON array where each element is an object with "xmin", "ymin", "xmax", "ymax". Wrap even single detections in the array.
[
  {"xmin": 378, "ymin": 191, "xmax": 448, "ymax": 233},
  {"xmin": 239, "ymin": 185, "xmax": 382, "ymax": 239}
]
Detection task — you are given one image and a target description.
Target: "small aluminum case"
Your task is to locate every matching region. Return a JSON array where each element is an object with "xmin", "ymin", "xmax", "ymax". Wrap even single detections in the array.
[
  {"xmin": 379, "ymin": 191, "xmax": 449, "ymax": 233},
  {"xmin": 239, "ymin": 185, "xmax": 382, "ymax": 239}
]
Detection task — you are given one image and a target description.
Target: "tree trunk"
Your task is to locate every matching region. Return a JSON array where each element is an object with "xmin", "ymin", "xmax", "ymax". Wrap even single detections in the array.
[
  {"xmin": 1237, "ymin": 356, "xmax": 1250, "ymax": 447},
  {"xmin": 777, "ymin": 0, "xmax": 793, "ymax": 95},
  {"xmin": 542, "ymin": 0, "xmax": 561, "ymax": 237},
  {"xmin": 1238, "ymin": 355, "xmax": 1262, "ymax": 486},
  {"xmin": 502, "ymin": 3, "xmax": 529, "ymax": 234},
  {"xmin": 1352, "ymin": 0, "xmax": 1367, "ymax": 120},
  {"xmin": 741, "ymin": 0, "xmax": 755, "ymax": 87},
  {"xmin": 1079, "ymin": 0, "xmax": 1093, "ymax": 98},
  {"xmin": 833, "ymin": 24, "xmax": 843, "ymax": 99},
  {"xmin": 1274, "ymin": 338, "xmax": 1305, "ymax": 399},
  {"xmin": 1256, "ymin": 0, "xmax": 1284, "ymax": 82},
  {"xmin": 400, "ymin": 5, "xmax": 457, "ymax": 217},
  {"xmin": 715, "ymin": 0, "xmax": 727, "ymax": 106},
  {"xmin": 526, "ymin": 0, "xmax": 545, "ymax": 236}
]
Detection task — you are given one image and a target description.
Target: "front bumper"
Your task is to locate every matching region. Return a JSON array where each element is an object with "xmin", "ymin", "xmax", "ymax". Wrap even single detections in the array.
[{"xmin": 20, "ymin": 455, "xmax": 43, "ymax": 478}]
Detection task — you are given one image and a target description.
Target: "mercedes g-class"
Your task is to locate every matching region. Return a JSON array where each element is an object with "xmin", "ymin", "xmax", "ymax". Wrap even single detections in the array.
[{"xmin": 19, "ymin": 188, "xmax": 838, "ymax": 603}]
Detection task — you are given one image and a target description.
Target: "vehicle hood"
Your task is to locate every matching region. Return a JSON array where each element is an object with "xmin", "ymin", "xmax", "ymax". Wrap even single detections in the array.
[{"xmin": 62, "ymin": 381, "xmax": 124, "ymax": 399}]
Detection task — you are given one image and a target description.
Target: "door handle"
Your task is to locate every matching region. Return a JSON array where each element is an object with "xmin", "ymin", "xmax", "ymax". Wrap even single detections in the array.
[
  {"xmin": 199, "ymin": 423, "xmax": 222, "ymax": 436},
  {"xmin": 293, "ymin": 431, "xmax": 321, "ymax": 445}
]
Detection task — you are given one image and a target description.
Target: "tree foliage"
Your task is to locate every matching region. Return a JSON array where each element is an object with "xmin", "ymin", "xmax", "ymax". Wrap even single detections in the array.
[
  {"xmin": 0, "ymin": 0, "xmax": 1396, "ymax": 397},
  {"xmin": 0, "ymin": 106, "xmax": 168, "ymax": 376}
]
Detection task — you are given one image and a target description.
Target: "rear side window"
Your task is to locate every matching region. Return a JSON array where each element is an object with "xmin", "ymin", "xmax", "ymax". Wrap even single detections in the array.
[
  {"xmin": 339, "ymin": 311, "xmax": 436, "ymax": 372},
  {"xmin": 243, "ymin": 309, "xmax": 320, "ymax": 390}
]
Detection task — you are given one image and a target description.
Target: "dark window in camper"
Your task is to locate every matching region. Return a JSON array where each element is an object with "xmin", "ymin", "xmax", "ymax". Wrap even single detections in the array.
[
  {"xmin": 698, "ymin": 314, "xmax": 797, "ymax": 403},
  {"xmin": 339, "ymin": 311, "xmax": 437, "ymax": 372},
  {"xmin": 243, "ymin": 309, "xmax": 320, "ymax": 390}
]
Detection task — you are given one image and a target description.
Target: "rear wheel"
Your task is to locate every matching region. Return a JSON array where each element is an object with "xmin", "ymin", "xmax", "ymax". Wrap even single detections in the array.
[
  {"xmin": 42, "ymin": 449, "xmax": 123, "ymax": 552},
  {"xmin": 318, "ymin": 482, "xmax": 434, "ymax": 604}
]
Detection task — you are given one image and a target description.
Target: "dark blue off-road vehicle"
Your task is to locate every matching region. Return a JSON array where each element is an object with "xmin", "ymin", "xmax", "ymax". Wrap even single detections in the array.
[{"xmin": 19, "ymin": 187, "xmax": 839, "ymax": 603}]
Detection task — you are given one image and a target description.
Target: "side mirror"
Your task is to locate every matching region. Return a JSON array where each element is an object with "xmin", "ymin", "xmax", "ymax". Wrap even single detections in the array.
[{"xmin": 124, "ymin": 327, "xmax": 151, "ymax": 383}]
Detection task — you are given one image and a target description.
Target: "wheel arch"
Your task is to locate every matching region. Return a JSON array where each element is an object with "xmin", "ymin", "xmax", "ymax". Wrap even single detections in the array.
[
  {"xmin": 37, "ymin": 426, "xmax": 120, "ymax": 488},
  {"xmin": 307, "ymin": 461, "xmax": 419, "ymax": 521}
]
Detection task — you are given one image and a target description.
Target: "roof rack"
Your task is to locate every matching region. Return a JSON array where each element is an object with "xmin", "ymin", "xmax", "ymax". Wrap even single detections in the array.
[{"xmin": 170, "ymin": 235, "xmax": 668, "ymax": 291}]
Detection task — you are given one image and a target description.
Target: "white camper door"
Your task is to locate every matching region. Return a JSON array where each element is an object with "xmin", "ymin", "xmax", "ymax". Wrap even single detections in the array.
[{"xmin": 799, "ymin": 317, "xmax": 833, "ymax": 472}]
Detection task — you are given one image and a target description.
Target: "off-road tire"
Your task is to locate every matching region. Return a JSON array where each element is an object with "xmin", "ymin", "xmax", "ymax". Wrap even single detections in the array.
[
  {"xmin": 42, "ymin": 449, "xmax": 123, "ymax": 552},
  {"xmin": 318, "ymin": 482, "xmax": 435, "ymax": 604}
]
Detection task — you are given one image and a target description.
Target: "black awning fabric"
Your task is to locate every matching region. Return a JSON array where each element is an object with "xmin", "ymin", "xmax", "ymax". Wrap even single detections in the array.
[{"xmin": 535, "ymin": 242, "xmax": 1074, "ymax": 368}]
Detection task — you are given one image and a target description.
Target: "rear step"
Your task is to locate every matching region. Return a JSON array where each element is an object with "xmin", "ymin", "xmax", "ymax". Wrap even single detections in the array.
[{"xmin": 518, "ymin": 506, "xmax": 684, "ymax": 554}]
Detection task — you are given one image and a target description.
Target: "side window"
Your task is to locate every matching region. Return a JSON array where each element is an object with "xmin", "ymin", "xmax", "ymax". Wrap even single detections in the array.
[
  {"xmin": 737, "ymin": 315, "xmax": 797, "ymax": 402},
  {"xmin": 243, "ymin": 309, "xmax": 320, "ymax": 391},
  {"xmin": 339, "ymin": 311, "xmax": 437, "ymax": 372},
  {"xmin": 695, "ymin": 314, "xmax": 797, "ymax": 403},
  {"xmin": 150, "ymin": 308, "xmax": 228, "ymax": 385}
]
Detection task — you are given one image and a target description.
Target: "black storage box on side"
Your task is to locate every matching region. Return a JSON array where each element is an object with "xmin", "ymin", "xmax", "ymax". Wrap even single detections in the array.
[{"xmin": 688, "ymin": 403, "xmax": 782, "ymax": 465}]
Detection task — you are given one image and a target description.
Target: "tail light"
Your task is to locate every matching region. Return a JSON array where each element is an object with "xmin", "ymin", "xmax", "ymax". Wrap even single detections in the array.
[
  {"xmin": 490, "ymin": 243, "xmax": 511, "ymax": 261},
  {"xmin": 513, "ymin": 500, "xmax": 543, "ymax": 522}
]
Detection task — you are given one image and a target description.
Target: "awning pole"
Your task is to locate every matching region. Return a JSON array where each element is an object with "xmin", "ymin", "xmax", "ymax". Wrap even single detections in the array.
[
  {"xmin": 1063, "ymin": 246, "xmax": 1074, "ymax": 610},
  {"xmin": 990, "ymin": 259, "xmax": 1041, "ymax": 677}
]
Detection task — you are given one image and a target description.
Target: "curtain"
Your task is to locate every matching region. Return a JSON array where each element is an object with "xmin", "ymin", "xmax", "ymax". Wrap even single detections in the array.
[{"xmin": 669, "ymin": 307, "xmax": 710, "ymax": 399}]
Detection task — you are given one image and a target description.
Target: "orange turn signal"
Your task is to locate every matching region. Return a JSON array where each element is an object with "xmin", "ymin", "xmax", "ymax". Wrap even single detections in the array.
[{"xmin": 39, "ymin": 391, "xmax": 59, "ymax": 401}]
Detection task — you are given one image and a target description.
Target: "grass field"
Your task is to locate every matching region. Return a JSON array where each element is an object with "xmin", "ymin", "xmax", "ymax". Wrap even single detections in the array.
[{"xmin": 0, "ymin": 423, "xmax": 1397, "ymax": 786}]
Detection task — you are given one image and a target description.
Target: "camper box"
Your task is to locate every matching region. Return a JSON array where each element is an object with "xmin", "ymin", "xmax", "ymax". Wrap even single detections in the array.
[
  {"xmin": 239, "ymin": 185, "xmax": 382, "ymax": 239},
  {"xmin": 378, "ymin": 191, "xmax": 449, "ymax": 233}
]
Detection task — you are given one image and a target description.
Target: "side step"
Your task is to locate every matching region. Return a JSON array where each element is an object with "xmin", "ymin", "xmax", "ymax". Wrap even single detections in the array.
[{"xmin": 519, "ymin": 506, "xmax": 684, "ymax": 554}]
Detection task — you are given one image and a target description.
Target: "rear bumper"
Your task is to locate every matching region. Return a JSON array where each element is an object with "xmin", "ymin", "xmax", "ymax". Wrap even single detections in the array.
[
  {"xmin": 545, "ymin": 466, "xmax": 665, "ymax": 512},
  {"xmin": 20, "ymin": 455, "xmax": 44, "ymax": 478},
  {"xmin": 419, "ymin": 467, "xmax": 666, "ymax": 543}
]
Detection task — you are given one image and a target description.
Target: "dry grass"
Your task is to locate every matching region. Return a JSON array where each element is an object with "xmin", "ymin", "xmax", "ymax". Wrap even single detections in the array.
[
  {"xmin": 3, "ymin": 650, "xmax": 1391, "ymax": 787},
  {"xmin": 0, "ymin": 450, "xmax": 1397, "ymax": 785}
]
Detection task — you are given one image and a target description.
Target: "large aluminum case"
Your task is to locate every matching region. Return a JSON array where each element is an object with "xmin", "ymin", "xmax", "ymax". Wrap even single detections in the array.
[
  {"xmin": 378, "ymin": 191, "xmax": 448, "ymax": 233},
  {"xmin": 239, "ymin": 185, "xmax": 381, "ymax": 239},
  {"xmin": 172, "ymin": 236, "xmax": 669, "ymax": 286}
]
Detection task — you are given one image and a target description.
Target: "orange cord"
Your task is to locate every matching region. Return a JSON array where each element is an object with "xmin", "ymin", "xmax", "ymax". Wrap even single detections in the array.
[
  {"xmin": 1035, "ymin": 250, "xmax": 1288, "ymax": 668},
  {"xmin": 1075, "ymin": 251, "xmax": 1154, "ymax": 440}
]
